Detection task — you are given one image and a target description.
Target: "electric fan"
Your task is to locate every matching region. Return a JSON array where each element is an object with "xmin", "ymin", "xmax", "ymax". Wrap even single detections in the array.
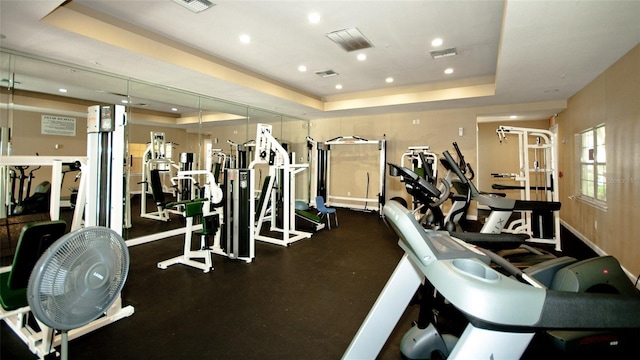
[{"xmin": 27, "ymin": 226, "xmax": 130, "ymax": 360}]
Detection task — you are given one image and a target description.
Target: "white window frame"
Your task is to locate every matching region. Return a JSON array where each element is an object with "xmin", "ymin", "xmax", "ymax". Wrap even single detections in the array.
[{"xmin": 576, "ymin": 124, "xmax": 607, "ymax": 210}]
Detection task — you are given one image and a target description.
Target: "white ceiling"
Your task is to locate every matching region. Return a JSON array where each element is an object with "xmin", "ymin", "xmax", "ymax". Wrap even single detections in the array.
[{"xmin": 0, "ymin": 0, "xmax": 639, "ymax": 123}]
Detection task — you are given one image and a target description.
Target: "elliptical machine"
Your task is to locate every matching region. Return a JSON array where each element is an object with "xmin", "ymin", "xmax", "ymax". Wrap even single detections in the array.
[{"xmin": 10, "ymin": 164, "xmax": 51, "ymax": 216}]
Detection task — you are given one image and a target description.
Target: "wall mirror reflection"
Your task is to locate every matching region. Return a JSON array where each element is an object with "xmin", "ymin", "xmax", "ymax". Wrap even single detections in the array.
[{"xmin": 0, "ymin": 51, "xmax": 309, "ymax": 264}]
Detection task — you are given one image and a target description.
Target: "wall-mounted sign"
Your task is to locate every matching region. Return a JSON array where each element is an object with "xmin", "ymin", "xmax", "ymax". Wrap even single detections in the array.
[{"xmin": 41, "ymin": 115, "xmax": 76, "ymax": 136}]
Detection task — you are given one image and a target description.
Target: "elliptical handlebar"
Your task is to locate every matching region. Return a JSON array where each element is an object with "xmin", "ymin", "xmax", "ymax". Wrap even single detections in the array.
[
  {"xmin": 387, "ymin": 163, "xmax": 449, "ymax": 208},
  {"xmin": 442, "ymin": 150, "xmax": 469, "ymax": 185}
]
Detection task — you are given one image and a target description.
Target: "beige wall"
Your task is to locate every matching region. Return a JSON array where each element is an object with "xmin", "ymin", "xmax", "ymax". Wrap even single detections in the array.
[{"xmin": 556, "ymin": 44, "xmax": 640, "ymax": 275}]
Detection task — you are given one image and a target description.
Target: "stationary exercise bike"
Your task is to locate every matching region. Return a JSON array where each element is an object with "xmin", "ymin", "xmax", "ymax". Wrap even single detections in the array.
[{"xmin": 10, "ymin": 165, "xmax": 51, "ymax": 216}]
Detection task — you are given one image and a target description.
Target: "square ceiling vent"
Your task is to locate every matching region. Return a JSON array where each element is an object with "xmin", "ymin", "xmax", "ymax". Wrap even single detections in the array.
[
  {"xmin": 172, "ymin": 0, "xmax": 215, "ymax": 13},
  {"xmin": 429, "ymin": 47, "xmax": 458, "ymax": 59},
  {"xmin": 315, "ymin": 69, "xmax": 339, "ymax": 78},
  {"xmin": 326, "ymin": 28, "xmax": 374, "ymax": 52}
]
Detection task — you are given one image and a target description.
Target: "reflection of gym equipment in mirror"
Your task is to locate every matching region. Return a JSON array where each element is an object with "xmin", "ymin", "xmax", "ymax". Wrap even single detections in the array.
[
  {"xmin": 139, "ymin": 132, "xmax": 181, "ymax": 222},
  {"xmin": 250, "ymin": 123, "xmax": 312, "ymax": 247},
  {"xmin": 307, "ymin": 135, "xmax": 387, "ymax": 216},
  {"xmin": 1, "ymin": 104, "xmax": 134, "ymax": 359},
  {"xmin": 494, "ymin": 126, "xmax": 561, "ymax": 249}
]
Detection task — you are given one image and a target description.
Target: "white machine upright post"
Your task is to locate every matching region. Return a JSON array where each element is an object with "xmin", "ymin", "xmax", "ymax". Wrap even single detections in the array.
[
  {"xmin": 250, "ymin": 123, "xmax": 311, "ymax": 247},
  {"xmin": 86, "ymin": 105, "xmax": 126, "ymax": 232}
]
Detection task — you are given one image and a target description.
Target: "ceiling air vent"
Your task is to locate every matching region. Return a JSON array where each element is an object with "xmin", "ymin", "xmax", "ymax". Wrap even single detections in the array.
[
  {"xmin": 429, "ymin": 47, "xmax": 458, "ymax": 59},
  {"xmin": 315, "ymin": 70, "xmax": 339, "ymax": 78},
  {"xmin": 326, "ymin": 28, "xmax": 374, "ymax": 52},
  {"xmin": 172, "ymin": 0, "xmax": 215, "ymax": 13}
]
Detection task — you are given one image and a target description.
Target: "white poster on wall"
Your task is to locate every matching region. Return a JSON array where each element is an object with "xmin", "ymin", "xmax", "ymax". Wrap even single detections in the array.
[{"xmin": 41, "ymin": 115, "xmax": 76, "ymax": 136}]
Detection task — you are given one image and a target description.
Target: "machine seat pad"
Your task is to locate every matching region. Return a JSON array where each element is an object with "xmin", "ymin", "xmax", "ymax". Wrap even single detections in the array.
[
  {"xmin": 513, "ymin": 200, "xmax": 561, "ymax": 211},
  {"xmin": 448, "ymin": 231, "xmax": 528, "ymax": 251}
]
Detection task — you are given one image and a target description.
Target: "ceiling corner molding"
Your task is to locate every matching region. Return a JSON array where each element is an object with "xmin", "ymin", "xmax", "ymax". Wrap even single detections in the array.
[
  {"xmin": 323, "ymin": 81, "xmax": 496, "ymax": 112},
  {"xmin": 41, "ymin": 2, "xmax": 324, "ymax": 111}
]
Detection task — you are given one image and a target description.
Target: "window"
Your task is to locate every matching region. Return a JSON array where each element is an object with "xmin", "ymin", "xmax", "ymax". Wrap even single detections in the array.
[{"xmin": 578, "ymin": 124, "xmax": 606, "ymax": 205}]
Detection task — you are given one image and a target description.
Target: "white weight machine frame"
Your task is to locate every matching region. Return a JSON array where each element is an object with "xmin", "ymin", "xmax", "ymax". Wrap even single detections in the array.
[
  {"xmin": 496, "ymin": 125, "xmax": 561, "ymax": 250},
  {"xmin": 139, "ymin": 132, "xmax": 180, "ymax": 222},
  {"xmin": 157, "ymin": 169, "xmax": 225, "ymax": 272},
  {"xmin": 250, "ymin": 123, "xmax": 311, "ymax": 247},
  {"xmin": 320, "ymin": 135, "xmax": 387, "ymax": 215}
]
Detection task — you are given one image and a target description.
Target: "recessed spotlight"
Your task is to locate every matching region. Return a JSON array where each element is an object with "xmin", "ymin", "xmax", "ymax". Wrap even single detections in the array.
[
  {"xmin": 335, "ymin": 84, "xmax": 343, "ymax": 90},
  {"xmin": 298, "ymin": 65, "xmax": 307, "ymax": 72},
  {"xmin": 58, "ymin": 88, "xmax": 68, "ymax": 93},
  {"xmin": 121, "ymin": 99, "xmax": 129, "ymax": 104},
  {"xmin": 171, "ymin": 107, "xmax": 179, "ymax": 112},
  {"xmin": 509, "ymin": 115, "xmax": 518, "ymax": 119},
  {"xmin": 431, "ymin": 38, "xmax": 443, "ymax": 47},
  {"xmin": 357, "ymin": 53, "xmax": 367, "ymax": 61},
  {"xmin": 444, "ymin": 68, "xmax": 454, "ymax": 74},
  {"xmin": 308, "ymin": 12, "xmax": 321, "ymax": 24},
  {"xmin": 385, "ymin": 77, "xmax": 394, "ymax": 83},
  {"xmin": 239, "ymin": 34, "xmax": 251, "ymax": 44}
]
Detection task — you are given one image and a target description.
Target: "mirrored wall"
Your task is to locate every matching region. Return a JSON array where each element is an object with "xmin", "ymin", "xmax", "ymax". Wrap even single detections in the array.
[{"xmin": 0, "ymin": 50, "xmax": 310, "ymax": 245}]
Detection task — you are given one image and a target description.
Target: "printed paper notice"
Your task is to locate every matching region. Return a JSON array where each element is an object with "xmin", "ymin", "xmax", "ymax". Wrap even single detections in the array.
[{"xmin": 41, "ymin": 115, "xmax": 76, "ymax": 136}]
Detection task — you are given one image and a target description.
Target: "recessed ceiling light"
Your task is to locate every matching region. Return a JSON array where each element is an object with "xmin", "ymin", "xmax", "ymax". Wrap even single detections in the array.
[
  {"xmin": 239, "ymin": 34, "xmax": 251, "ymax": 44},
  {"xmin": 357, "ymin": 53, "xmax": 367, "ymax": 61},
  {"xmin": 171, "ymin": 107, "xmax": 179, "ymax": 112},
  {"xmin": 298, "ymin": 65, "xmax": 307, "ymax": 72},
  {"xmin": 335, "ymin": 84, "xmax": 343, "ymax": 90},
  {"xmin": 121, "ymin": 99, "xmax": 129, "ymax": 104},
  {"xmin": 509, "ymin": 115, "xmax": 518, "ymax": 119},
  {"xmin": 308, "ymin": 12, "xmax": 321, "ymax": 24},
  {"xmin": 58, "ymin": 88, "xmax": 68, "ymax": 93},
  {"xmin": 431, "ymin": 38, "xmax": 443, "ymax": 47},
  {"xmin": 444, "ymin": 68, "xmax": 454, "ymax": 74},
  {"xmin": 385, "ymin": 77, "xmax": 394, "ymax": 83}
]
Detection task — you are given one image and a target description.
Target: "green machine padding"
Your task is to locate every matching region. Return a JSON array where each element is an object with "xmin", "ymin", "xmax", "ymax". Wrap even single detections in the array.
[
  {"xmin": 0, "ymin": 220, "xmax": 67, "ymax": 311},
  {"xmin": 295, "ymin": 209, "xmax": 322, "ymax": 223}
]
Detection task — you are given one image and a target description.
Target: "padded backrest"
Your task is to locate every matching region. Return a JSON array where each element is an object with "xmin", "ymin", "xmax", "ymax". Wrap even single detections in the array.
[
  {"xmin": 149, "ymin": 169, "xmax": 166, "ymax": 204},
  {"xmin": 7, "ymin": 220, "xmax": 67, "ymax": 290}
]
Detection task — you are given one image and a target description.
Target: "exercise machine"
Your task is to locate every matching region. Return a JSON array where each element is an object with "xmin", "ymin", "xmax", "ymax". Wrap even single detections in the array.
[
  {"xmin": 343, "ymin": 200, "xmax": 640, "ymax": 359},
  {"xmin": 309, "ymin": 135, "xmax": 386, "ymax": 215},
  {"xmin": 250, "ymin": 123, "xmax": 311, "ymax": 247},
  {"xmin": 441, "ymin": 146, "xmax": 562, "ymax": 250},
  {"xmin": 495, "ymin": 125, "xmax": 561, "ymax": 248},
  {"xmin": 222, "ymin": 168, "xmax": 255, "ymax": 261},
  {"xmin": 139, "ymin": 131, "xmax": 180, "ymax": 222}
]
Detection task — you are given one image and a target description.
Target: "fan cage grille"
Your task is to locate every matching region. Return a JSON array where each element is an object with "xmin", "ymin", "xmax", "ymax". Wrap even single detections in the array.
[{"xmin": 28, "ymin": 227, "xmax": 129, "ymax": 331}]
